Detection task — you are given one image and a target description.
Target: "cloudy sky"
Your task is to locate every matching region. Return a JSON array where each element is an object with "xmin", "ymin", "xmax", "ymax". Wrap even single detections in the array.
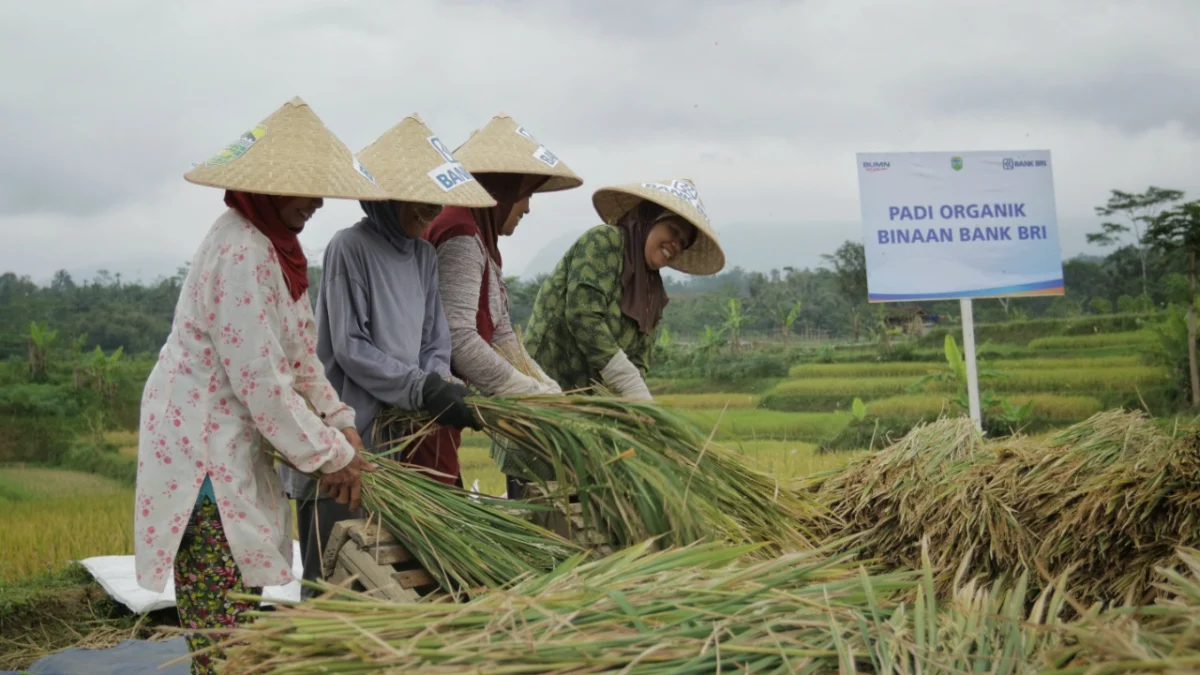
[{"xmin": 2, "ymin": 0, "xmax": 1198, "ymax": 283}]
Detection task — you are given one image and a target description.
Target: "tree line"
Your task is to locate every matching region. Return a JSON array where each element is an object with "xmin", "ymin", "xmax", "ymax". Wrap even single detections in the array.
[{"xmin": 1, "ymin": 187, "xmax": 1197, "ymax": 361}]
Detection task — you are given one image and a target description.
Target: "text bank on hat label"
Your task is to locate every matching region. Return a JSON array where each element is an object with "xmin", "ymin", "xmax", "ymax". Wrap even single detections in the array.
[
  {"xmin": 426, "ymin": 135, "xmax": 477, "ymax": 191},
  {"xmin": 353, "ymin": 157, "xmax": 377, "ymax": 185},
  {"xmin": 204, "ymin": 125, "xmax": 266, "ymax": 167},
  {"xmin": 642, "ymin": 180, "xmax": 710, "ymax": 223},
  {"xmin": 532, "ymin": 146, "xmax": 559, "ymax": 168}
]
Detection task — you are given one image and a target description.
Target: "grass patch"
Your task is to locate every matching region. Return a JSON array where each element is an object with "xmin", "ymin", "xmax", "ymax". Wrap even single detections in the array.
[
  {"xmin": 866, "ymin": 393, "xmax": 1105, "ymax": 421},
  {"xmin": 948, "ymin": 366, "xmax": 1167, "ymax": 394},
  {"xmin": 657, "ymin": 393, "xmax": 761, "ymax": 409},
  {"xmin": 104, "ymin": 429, "xmax": 139, "ymax": 457},
  {"xmin": 1028, "ymin": 331, "xmax": 1155, "ymax": 350},
  {"xmin": 0, "ymin": 564, "xmax": 172, "ymax": 671},
  {"xmin": 0, "ymin": 465, "xmax": 127, "ymax": 502},
  {"xmin": 678, "ymin": 408, "xmax": 848, "ymax": 441},
  {"xmin": 647, "ymin": 378, "xmax": 781, "ymax": 395},
  {"xmin": 0, "ymin": 468, "xmax": 133, "ymax": 581},
  {"xmin": 788, "ymin": 355, "xmax": 1145, "ymax": 379},
  {"xmin": 718, "ymin": 439, "xmax": 863, "ymax": 478}
]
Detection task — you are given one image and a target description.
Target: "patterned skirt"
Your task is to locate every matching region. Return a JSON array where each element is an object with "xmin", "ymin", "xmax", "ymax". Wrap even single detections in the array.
[{"xmin": 174, "ymin": 497, "xmax": 262, "ymax": 675}]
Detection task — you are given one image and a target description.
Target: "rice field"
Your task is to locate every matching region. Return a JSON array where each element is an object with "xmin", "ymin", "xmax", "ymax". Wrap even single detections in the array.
[
  {"xmin": 865, "ymin": 392, "xmax": 1105, "ymax": 420},
  {"xmin": 776, "ymin": 366, "xmax": 1164, "ymax": 396},
  {"xmin": 0, "ymin": 332, "xmax": 1171, "ymax": 590},
  {"xmin": 678, "ymin": 408, "xmax": 848, "ymax": 441},
  {"xmin": 1028, "ymin": 330, "xmax": 1155, "ymax": 350},
  {"xmin": 654, "ymin": 393, "xmax": 761, "ymax": 409},
  {"xmin": 0, "ymin": 467, "xmax": 133, "ymax": 581},
  {"xmin": 787, "ymin": 355, "xmax": 1144, "ymax": 378}
]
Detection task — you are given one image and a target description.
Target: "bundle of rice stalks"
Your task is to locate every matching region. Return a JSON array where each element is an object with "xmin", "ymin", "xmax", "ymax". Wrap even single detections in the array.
[
  {"xmin": 277, "ymin": 428, "xmax": 579, "ymax": 599},
  {"xmin": 358, "ymin": 457, "xmax": 583, "ymax": 597},
  {"xmin": 382, "ymin": 395, "xmax": 836, "ymax": 554},
  {"xmin": 218, "ymin": 540, "xmax": 1091, "ymax": 674},
  {"xmin": 218, "ymin": 542, "xmax": 887, "ymax": 673},
  {"xmin": 1036, "ymin": 548, "xmax": 1200, "ymax": 673},
  {"xmin": 817, "ymin": 409, "xmax": 1200, "ymax": 607}
]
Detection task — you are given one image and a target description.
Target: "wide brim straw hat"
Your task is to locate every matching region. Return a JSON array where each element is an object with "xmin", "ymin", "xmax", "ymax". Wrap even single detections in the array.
[
  {"xmin": 451, "ymin": 115, "xmax": 583, "ymax": 193},
  {"xmin": 184, "ymin": 96, "xmax": 387, "ymax": 201},
  {"xmin": 356, "ymin": 115, "xmax": 497, "ymax": 208},
  {"xmin": 593, "ymin": 179, "xmax": 725, "ymax": 276}
]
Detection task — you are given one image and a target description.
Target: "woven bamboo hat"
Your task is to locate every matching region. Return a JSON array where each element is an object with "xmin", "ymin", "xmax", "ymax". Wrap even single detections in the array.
[
  {"xmin": 593, "ymin": 178, "xmax": 725, "ymax": 276},
  {"xmin": 356, "ymin": 115, "xmax": 496, "ymax": 207},
  {"xmin": 451, "ymin": 115, "xmax": 583, "ymax": 193},
  {"xmin": 184, "ymin": 97, "xmax": 387, "ymax": 200}
]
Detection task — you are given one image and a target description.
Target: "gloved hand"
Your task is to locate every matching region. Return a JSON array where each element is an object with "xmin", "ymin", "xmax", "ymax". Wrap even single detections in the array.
[
  {"xmin": 421, "ymin": 372, "xmax": 482, "ymax": 430},
  {"xmin": 538, "ymin": 377, "xmax": 563, "ymax": 395},
  {"xmin": 493, "ymin": 368, "xmax": 545, "ymax": 396},
  {"xmin": 600, "ymin": 350, "xmax": 652, "ymax": 401}
]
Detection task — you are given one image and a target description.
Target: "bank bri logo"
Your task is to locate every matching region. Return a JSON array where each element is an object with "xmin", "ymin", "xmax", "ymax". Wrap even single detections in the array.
[
  {"xmin": 950, "ymin": 156, "xmax": 964, "ymax": 171},
  {"xmin": 1003, "ymin": 157, "xmax": 1048, "ymax": 170}
]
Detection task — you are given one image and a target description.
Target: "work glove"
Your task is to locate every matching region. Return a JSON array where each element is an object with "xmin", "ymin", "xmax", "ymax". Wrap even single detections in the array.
[
  {"xmin": 421, "ymin": 372, "xmax": 482, "ymax": 430},
  {"xmin": 600, "ymin": 350, "xmax": 653, "ymax": 401},
  {"xmin": 538, "ymin": 377, "xmax": 563, "ymax": 395},
  {"xmin": 493, "ymin": 369, "xmax": 545, "ymax": 397}
]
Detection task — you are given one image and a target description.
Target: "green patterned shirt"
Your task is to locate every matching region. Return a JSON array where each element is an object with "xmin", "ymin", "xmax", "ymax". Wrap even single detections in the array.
[
  {"xmin": 523, "ymin": 225, "xmax": 654, "ymax": 390},
  {"xmin": 496, "ymin": 225, "xmax": 656, "ymax": 482}
]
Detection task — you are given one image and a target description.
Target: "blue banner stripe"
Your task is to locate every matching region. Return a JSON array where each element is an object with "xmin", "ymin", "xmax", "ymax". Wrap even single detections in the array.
[{"xmin": 868, "ymin": 278, "xmax": 1064, "ymax": 301}]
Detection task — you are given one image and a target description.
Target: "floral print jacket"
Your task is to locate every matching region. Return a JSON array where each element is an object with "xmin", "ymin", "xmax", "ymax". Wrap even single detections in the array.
[{"xmin": 134, "ymin": 209, "xmax": 356, "ymax": 592}]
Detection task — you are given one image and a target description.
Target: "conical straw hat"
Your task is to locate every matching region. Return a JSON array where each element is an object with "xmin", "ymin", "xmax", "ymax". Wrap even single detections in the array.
[
  {"xmin": 357, "ymin": 115, "xmax": 497, "ymax": 207},
  {"xmin": 184, "ymin": 97, "xmax": 387, "ymax": 200},
  {"xmin": 593, "ymin": 178, "xmax": 725, "ymax": 276},
  {"xmin": 451, "ymin": 115, "xmax": 583, "ymax": 193}
]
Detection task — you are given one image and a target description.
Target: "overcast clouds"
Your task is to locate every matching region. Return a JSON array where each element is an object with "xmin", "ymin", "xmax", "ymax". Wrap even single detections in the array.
[{"xmin": 1, "ymin": 0, "xmax": 1197, "ymax": 281}]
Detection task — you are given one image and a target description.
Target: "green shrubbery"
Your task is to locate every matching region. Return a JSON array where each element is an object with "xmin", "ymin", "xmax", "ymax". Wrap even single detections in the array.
[
  {"xmin": 61, "ymin": 439, "xmax": 137, "ymax": 485},
  {"xmin": 921, "ymin": 313, "xmax": 1153, "ymax": 347}
]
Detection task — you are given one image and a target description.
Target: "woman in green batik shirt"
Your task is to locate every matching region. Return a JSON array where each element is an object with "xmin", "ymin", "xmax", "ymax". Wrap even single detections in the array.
[{"xmin": 507, "ymin": 179, "xmax": 725, "ymax": 492}]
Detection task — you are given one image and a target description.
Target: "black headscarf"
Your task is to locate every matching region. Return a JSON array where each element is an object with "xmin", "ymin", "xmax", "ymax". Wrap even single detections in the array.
[
  {"xmin": 616, "ymin": 201, "xmax": 670, "ymax": 334},
  {"xmin": 360, "ymin": 200, "xmax": 415, "ymax": 255}
]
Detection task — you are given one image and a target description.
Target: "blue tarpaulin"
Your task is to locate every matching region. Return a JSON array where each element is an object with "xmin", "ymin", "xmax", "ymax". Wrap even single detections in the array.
[{"xmin": 8, "ymin": 638, "xmax": 191, "ymax": 675}]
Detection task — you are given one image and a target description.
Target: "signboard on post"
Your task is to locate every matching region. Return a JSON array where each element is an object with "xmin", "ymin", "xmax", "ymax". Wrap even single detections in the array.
[{"xmin": 854, "ymin": 150, "xmax": 1064, "ymax": 429}]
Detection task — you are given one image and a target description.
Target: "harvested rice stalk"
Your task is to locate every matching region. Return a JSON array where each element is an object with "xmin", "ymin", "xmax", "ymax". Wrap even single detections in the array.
[
  {"xmin": 273, "ymin": 431, "xmax": 581, "ymax": 598},
  {"xmin": 380, "ymin": 395, "xmax": 837, "ymax": 554},
  {"xmin": 219, "ymin": 540, "xmax": 1092, "ymax": 674},
  {"xmin": 219, "ymin": 541, "xmax": 907, "ymax": 674},
  {"xmin": 359, "ymin": 458, "xmax": 584, "ymax": 598},
  {"xmin": 818, "ymin": 410, "xmax": 1200, "ymax": 607}
]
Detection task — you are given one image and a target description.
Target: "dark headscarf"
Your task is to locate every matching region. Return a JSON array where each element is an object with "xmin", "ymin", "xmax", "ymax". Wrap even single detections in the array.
[
  {"xmin": 360, "ymin": 200, "xmax": 417, "ymax": 255},
  {"xmin": 617, "ymin": 201, "xmax": 670, "ymax": 334},
  {"xmin": 471, "ymin": 173, "xmax": 549, "ymax": 268},
  {"xmin": 224, "ymin": 190, "xmax": 309, "ymax": 301}
]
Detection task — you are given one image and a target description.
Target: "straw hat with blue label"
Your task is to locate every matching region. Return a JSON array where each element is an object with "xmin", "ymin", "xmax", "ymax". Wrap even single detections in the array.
[
  {"xmin": 356, "ymin": 115, "xmax": 497, "ymax": 208},
  {"xmin": 593, "ymin": 178, "xmax": 725, "ymax": 276},
  {"xmin": 184, "ymin": 96, "xmax": 387, "ymax": 201},
  {"xmin": 450, "ymin": 115, "xmax": 583, "ymax": 193}
]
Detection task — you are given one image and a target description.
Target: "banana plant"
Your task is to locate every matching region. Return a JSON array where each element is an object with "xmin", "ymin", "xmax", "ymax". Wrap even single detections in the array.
[
  {"xmin": 722, "ymin": 298, "xmax": 746, "ymax": 353},
  {"xmin": 850, "ymin": 397, "xmax": 867, "ymax": 423},
  {"xmin": 26, "ymin": 321, "xmax": 58, "ymax": 380},
  {"xmin": 906, "ymin": 335, "xmax": 1004, "ymax": 409},
  {"xmin": 780, "ymin": 300, "xmax": 802, "ymax": 349}
]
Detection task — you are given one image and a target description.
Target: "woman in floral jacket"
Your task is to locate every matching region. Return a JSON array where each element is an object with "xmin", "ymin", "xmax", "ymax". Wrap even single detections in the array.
[{"xmin": 133, "ymin": 97, "xmax": 384, "ymax": 674}]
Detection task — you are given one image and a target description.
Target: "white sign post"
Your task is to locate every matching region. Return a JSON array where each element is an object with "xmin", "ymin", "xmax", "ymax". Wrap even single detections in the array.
[{"xmin": 855, "ymin": 150, "xmax": 1064, "ymax": 431}]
